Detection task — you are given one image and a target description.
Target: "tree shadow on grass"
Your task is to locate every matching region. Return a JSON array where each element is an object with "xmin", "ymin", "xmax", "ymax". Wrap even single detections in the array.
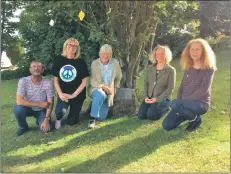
[
  {"xmin": 2, "ymin": 117, "xmax": 147, "ymax": 170},
  {"xmin": 1, "ymin": 97, "xmax": 91, "ymax": 153},
  {"xmin": 2, "ymin": 106, "xmax": 99, "ymax": 154},
  {"xmin": 27, "ymin": 126, "xmax": 189, "ymax": 173}
]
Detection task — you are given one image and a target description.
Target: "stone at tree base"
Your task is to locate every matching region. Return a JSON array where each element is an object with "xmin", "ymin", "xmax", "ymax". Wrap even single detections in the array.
[
  {"xmin": 80, "ymin": 88, "xmax": 137, "ymax": 120},
  {"xmin": 110, "ymin": 88, "xmax": 137, "ymax": 118}
]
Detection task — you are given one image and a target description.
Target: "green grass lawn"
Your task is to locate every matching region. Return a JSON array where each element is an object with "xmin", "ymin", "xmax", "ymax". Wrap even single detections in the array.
[{"xmin": 1, "ymin": 50, "xmax": 230, "ymax": 172}]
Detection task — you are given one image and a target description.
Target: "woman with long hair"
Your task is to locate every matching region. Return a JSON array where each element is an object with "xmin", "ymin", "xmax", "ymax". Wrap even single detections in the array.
[{"xmin": 162, "ymin": 38, "xmax": 217, "ymax": 132}]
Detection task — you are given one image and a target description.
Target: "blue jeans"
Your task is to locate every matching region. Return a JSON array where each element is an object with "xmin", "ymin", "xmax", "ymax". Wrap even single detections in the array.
[
  {"xmin": 90, "ymin": 89, "xmax": 109, "ymax": 121},
  {"xmin": 162, "ymin": 99, "xmax": 207, "ymax": 130},
  {"xmin": 13, "ymin": 105, "xmax": 52, "ymax": 132},
  {"xmin": 55, "ymin": 97, "xmax": 84, "ymax": 125},
  {"xmin": 138, "ymin": 99, "xmax": 170, "ymax": 120}
]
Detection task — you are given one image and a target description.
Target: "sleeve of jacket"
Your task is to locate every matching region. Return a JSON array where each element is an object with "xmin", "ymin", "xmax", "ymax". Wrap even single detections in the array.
[
  {"xmin": 156, "ymin": 67, "xmax": 176, "ymax": 102},
  {"xmin": 90, "ymin": 60, "xmax": 104, "ymax": 88}
]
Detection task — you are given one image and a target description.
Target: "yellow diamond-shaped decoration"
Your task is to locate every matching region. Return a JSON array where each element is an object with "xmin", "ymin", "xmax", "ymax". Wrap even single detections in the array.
[{"xmin": 78, "ymin": 10, "xmax": 85, "ymax": 21}]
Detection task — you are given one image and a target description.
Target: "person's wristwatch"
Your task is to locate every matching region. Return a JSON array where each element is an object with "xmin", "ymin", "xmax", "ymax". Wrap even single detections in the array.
[{"xmin": 45, "ymin": 117, "xmax": 51, "ymax": 120}]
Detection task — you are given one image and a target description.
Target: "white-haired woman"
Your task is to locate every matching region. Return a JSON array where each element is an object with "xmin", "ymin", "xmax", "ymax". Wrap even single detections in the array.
[
  {"xmin": 88, "ymin": 44, "xmax": 122, "ymax": 128},
  {"xmin": 51, "ymin": 37, "xmax": 89, "ymax": 129},
  {"xmin": 138, "ymin": 45, "xmax": 176, "ymax": 121}
]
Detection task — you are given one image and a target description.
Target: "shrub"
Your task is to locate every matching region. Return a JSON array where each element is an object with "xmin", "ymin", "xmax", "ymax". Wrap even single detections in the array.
[
  {"xmin": 154, "ymin": 32, "xmax": 195, "ymax": 59},
  {"xmin": 1, "ymin": 68, "xmax": 30, "ymax": 80},
  {"xmin": 206, "ymin": 36, "xmax": 230, "ymax": 51}
]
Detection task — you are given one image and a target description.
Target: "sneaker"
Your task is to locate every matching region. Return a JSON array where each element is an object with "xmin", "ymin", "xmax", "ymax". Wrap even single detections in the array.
[
  {"xmin": 16, "ymin": 128, "xmax": 28, "ymax": 136},
  {"xmin": 55, "ymin": 120, "xmax": 61, "ymax": 129},
  {"xmin": 186, "ymin": 116, "xmax": 202, "ymax": 132},
  {"xmin": 88, "ymin": 119, "xmax": 96, "ymax": 129}
]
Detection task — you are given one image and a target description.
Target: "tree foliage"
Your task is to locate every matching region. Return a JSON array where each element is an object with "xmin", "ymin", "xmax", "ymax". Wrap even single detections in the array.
[
  {"xmin": 197, "ymin": 1, "xmax": 230, "ymax": 37},
  {"xmin": 18, "ymin": 1, "xmax": 99, "ymax": 72},
  {"xmin": 5, "ymin": 37, "xmax": 24, "ymax": 65},
  {"xmin": 154, "ymin": 1, "xmax": 199, "ymax": 58},
  {"xmin": 18, "ymin": 1, "xmax": 198, "ymax": 88},
  {"xmin": 1, "ymin": 1, "xmax": 24, "ymax": 65}
]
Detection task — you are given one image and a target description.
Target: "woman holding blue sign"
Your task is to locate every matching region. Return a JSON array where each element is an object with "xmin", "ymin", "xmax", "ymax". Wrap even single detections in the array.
[{"xmin": 51, "ymin": 38, "xmax": 89, "ymax": 129}]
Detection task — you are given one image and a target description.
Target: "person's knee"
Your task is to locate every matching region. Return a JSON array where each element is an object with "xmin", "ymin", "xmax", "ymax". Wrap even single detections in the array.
[
  {"xmin": 138, "ymin": 114, "xmax": 146, "ymax": 120},
  {"xmin": 146, "ymin": 111, "xmax": 161, "ymax": 120},
  {"xmin": 138, "ymin": 109, "xmax": 147, "ymax": 120},
  {"xmin": 137, "ymin": 104, "xmax": 148, "ymax": 120},
  {"xmin": 170, "ymin": 99, "xmax": 181, "ymax": 110},
  {"xmin": 92, "ymin": 90, "xmax": 107, "ymax": 101},
  {"xmin": 162, "ymin": 120, "xmax": 175, "ymax": 131},
  {"xmin": 14, "ymin": 105, "xmax": 27, "ymax": 117},
  {"xmin": 55, "ymin": 107, "xmax": 67, "ymax": 119},
  {"xmin": 162, "ymin": 113, "xmax": 177, "ymax": 131},
  {"xmin": 179, "ymin": 106, "xmax": 196, "ymax": 120}
]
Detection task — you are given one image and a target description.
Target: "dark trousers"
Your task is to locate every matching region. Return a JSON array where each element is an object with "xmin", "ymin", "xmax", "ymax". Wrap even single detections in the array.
[
  {"xmin": 55, "ymin": 97, "xmax": 84, "ymax": 126},
  {"xmin": 162, "ymin": 99, "xmax": 207, "ymax": 130},
  {"xmin": 138, "ymin": 99, "xmax": 170, "ymax": 120},
  {"xmin": 13, "ymin": 105, "xmax": 52, "ymax": 132}
]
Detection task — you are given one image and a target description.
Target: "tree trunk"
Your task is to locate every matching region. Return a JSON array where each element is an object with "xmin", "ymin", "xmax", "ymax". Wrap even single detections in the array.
[{"xmin": 1, "ymin": 1, "xmax": 6, "ymax": 51}]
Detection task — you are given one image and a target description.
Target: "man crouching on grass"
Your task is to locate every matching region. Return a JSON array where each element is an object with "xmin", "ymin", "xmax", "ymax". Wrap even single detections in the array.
[{"xmin": 13, "ymin": 60, "xmax": 54, "ymax": 136}]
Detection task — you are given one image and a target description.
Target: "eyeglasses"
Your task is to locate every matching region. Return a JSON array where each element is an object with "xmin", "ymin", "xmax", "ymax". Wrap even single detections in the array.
[{"xmin": 67, "ymin": 43, "xmax": 77, "ymax": 48}]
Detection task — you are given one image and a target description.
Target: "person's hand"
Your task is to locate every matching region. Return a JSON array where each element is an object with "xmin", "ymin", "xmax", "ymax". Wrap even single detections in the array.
[
  {"xmin": 149, "ymin": 98, "xmax": 157, "ymax": 104},
  {"xmin": 65, "ymin": 93, "xmax": 76, "ymax": 100},
  {"xmin": 144, "ymin": 97, "xmax": 157, "ymax": 104},
  {"xmin": 144, "ymin": 97, "xmax": 151, "ymax": 104},
  {"xmin": 39, "ymin": 102, "xmax": 50, "ymax": 109},
  {"xmin": 40, "ymin": 119, "xmax": 50, "ymax": 133},
  {"xmin": 102, "ymin": 85, "xmax": 112, "ymax": 95},
  {"xmin": 58, "ymin": 92, "xmax": 68, "ymax": 102}
]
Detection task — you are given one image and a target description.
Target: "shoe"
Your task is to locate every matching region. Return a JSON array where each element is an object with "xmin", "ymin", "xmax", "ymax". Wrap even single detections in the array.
[
  {"xmin": 66, "ymin": 120, "xmax": 78, "ymax": 126},
  {"xmin": 186, "ymin": 116, "xmax": 202, "ymax": 132},
  {"xmin": 55, "ymin": 120, "xmax": 61, "ymax": 129},
  {"xmin": 88, "ymin": 119, "xmax": 96, "ymax": 129},
  {"xmin": 16, "ymin": 128, "xmax": 28, "ymax": 136}
]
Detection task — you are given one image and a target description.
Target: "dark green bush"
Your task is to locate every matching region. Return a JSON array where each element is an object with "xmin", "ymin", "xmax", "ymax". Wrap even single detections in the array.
[
  {"xmin": 1, "ymin": 68, "xmax": 30, "ymax": 80},
  {"xmin": 154, "ymin": 32, "xmax": 195, "ymax": 59}
]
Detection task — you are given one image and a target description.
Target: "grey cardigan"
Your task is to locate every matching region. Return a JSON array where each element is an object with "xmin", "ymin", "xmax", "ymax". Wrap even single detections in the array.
[
  {"xmin": 90, "ymin": 58, "xmax": 122, "ymax": 107},
  {"xmin": 144, "ymin": 64, "xmax": 176, "ymax": 102}
]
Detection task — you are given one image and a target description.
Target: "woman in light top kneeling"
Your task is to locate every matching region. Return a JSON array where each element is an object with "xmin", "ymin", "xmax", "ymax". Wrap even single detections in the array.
[
  {"xmin": 88, "ymin": 44, "xmax": 122, "ymax": 128},
  {"xmin": 138, "ymin": 45, "xmax": 176, "ymax": 121},
  {"xmin": 162, "ymin": 38, "xmax": 217, "ymax": 132}
]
